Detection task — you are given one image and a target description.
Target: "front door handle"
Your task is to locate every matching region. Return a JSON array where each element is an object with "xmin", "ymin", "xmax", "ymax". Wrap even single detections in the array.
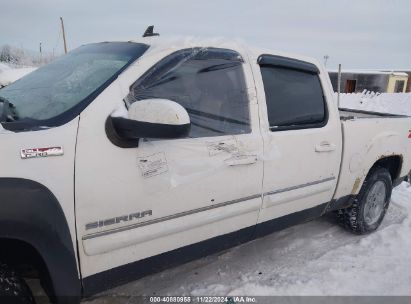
[
  {"xmin": 225, "ymin": 154, "xmax": 258, "ymax": 166},
  {"xmin": 315, "ymin": 142, "xmax": 336, "ymax": 152}
]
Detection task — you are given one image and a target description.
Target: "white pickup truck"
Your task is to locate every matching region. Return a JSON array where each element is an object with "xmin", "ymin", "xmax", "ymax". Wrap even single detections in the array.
[{"xmin": 0, "ymin": 38, "xmax": 410, "ymax": 304}]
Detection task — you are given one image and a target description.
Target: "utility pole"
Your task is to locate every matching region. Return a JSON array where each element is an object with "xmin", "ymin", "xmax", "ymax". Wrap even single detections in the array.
[
  {"xmin": 39, "ymin": 42, "xmax": 42, "ymax": 63},
  {"xmin": 60, "ymin": 17, "xmax": 68, "ymax": 54},
  {"xmin": 323, "ymin": 55, "xmax": 329, "ymax": 67}
]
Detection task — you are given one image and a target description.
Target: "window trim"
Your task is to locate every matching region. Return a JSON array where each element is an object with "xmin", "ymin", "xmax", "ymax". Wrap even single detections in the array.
[
  {"xmin": 258, "ymin": 54, "xmax": 329, "ymax": 132},
  {"xmin": 258, "ymin": 54, "xmax": 320, "ymax": 74},
  {"xmin": 128, "ymin": 47, "xmax": 245, "ymax": 93}
]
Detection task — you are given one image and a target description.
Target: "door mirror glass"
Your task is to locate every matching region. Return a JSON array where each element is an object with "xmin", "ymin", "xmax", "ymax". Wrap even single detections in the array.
[{"xmin": 108, "ymin": 99, "xmax": 191, "ymax": 145}]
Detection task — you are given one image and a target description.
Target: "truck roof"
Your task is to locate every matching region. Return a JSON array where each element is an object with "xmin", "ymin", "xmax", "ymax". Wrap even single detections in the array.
[{"xmin": 127, "ymin": 36, "xmax": 322, "ymax": 68}]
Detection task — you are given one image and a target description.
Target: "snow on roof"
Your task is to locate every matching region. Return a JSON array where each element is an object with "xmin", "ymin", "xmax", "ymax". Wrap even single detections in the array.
[
  {"xmin": 131, "ymin": 36, "xmax": 249, "ymax": 53},
  {"xmin": 392, "ymin": 72, "xmax": 409, "ymax": 76},
  {"xmin": 130, "ymin": 36, "xmax": 321, "ymax": 67}
]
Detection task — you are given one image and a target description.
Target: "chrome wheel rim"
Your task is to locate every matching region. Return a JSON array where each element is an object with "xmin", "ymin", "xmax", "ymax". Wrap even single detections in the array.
[{"xmin": 364, "ymin": 180, "xmax": 387, "ymax": 226}]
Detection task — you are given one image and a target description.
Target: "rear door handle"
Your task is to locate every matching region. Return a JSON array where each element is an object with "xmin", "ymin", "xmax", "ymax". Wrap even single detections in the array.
[
  {"xmin": 225, "ymin": 155, "xmax": 258, "ymax": 166},
  {"xmin": 315, "ymin": 142, "xmax": 336, "ymax": 152}
]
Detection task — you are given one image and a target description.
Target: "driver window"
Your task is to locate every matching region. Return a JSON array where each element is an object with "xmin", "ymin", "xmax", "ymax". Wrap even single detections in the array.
[{"xmin": 126, "ymin": 48, "xmax": 251, "ymax": 138}]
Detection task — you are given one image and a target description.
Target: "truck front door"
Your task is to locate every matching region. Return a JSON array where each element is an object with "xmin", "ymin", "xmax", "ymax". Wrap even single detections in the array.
[{"xmin": 75, "ymin": 47, "xmax": 264, "ymax": 281}]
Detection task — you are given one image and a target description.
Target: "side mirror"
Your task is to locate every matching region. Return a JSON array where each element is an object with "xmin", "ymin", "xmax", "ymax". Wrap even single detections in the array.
[{"xmin": 107, "ymin": 99, "xmax": 191, "ymax": 146}]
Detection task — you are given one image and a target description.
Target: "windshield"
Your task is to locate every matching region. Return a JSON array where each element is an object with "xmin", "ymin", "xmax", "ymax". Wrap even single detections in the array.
[{"xmin": 0, "ymin": 42, "xmax": 148, "ymax": 129}]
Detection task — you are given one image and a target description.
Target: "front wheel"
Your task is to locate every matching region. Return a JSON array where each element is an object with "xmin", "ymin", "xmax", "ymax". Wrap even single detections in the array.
[
  {"xmin": 337, "ymin": 167, "xmax": 392, "ymax": 234},
  {"xmin": 0, "ymin": 262, "xmax": 35, "ymax": 304}
]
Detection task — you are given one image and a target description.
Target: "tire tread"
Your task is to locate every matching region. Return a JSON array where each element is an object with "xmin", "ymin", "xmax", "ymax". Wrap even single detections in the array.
[{"xmin": 336, "ymin": 166, "xmax": 392, "ymax": 234}]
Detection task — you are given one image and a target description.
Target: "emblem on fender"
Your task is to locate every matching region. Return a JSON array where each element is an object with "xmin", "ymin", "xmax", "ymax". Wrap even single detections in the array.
[{"xmin": 21, "ymin": 146, "xmax": 64, "ymax": 159}]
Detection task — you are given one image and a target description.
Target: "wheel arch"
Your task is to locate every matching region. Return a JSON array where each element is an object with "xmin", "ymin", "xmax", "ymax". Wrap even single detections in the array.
[
  {"xmin": 352, "ymin": 154, "xmax": 403, "ymax": 195},
  {"xmin": 328, "ymin": 154, "xmax": 403, "ymax": 212},
  {"xmin": 0, "ymin": 178, "xmax": 81, "ymax": 304},
  {"xmin": 369, "ymin": 155, "xmax": 403, "ymax": 183}
]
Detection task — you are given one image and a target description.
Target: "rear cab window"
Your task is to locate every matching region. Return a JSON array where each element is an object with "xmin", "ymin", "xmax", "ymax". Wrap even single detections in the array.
[{"xmin": 258, "ymin": 54, "xmax": 327, "ymax": 131}]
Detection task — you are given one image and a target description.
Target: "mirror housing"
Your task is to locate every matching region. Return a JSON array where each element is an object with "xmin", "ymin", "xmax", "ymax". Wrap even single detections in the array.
[
  {"xmin": 108, "ymin": 99, "xmax": 191, "ymax": 147},
  {"xmin": 128, "ymin": 98, "xmax": 190, "ymax": 126}
]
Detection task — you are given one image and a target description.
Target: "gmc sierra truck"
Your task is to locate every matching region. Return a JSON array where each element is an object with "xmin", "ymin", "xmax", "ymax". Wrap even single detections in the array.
[{"xmin": 0, "ymin": 38, "xmax": 410, "ymax": 304}]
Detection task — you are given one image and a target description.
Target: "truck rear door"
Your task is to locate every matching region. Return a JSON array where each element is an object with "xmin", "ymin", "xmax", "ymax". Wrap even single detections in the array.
[{"xmin": 251, "ymin": 53, "xmax": 342, "ymax": 229}]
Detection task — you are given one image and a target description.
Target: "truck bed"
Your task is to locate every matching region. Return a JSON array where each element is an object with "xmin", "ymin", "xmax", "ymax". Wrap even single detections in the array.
[
  {"xmin": 334, "ymin": 109, "xmax": 411, "ymax": 200},
  {"xmin": 339, "ymin": 108, "xmax": 409, "ymax": 120}
]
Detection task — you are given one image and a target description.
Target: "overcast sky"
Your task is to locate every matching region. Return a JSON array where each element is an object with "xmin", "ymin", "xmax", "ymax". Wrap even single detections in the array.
[{"xmin": 1, "ymin": 0, "xmax": 410, "ymax": 69}]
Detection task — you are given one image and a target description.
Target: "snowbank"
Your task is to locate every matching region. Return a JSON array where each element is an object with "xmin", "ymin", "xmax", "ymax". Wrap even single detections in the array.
[
  {"xmin": 339, "ymin": 92, "xmax": 411, "ymax": 116},
  {"xmin": 0, "ymin": 62, "xmax": 10, "ymax": 72},
  {"xmin": 0, "ymin": 63, "xmax": 36, "ymax": 88}
]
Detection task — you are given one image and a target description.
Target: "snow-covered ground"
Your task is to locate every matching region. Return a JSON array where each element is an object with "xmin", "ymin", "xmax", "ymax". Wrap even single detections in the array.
[{"xmin": 0, "ymin": 62, "xmax": 36, "ymax": 88}]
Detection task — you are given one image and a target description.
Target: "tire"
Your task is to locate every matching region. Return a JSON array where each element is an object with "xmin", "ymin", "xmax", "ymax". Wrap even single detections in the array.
[
  {"xmin": 0, "ymin": 262, "xmax": 35, "ymax": 304},
  {"xmin": 336, "ymin": 167, "xmax": 392, "ymax": 234}
]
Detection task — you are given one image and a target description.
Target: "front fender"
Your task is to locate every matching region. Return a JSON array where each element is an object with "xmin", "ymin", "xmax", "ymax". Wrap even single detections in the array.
[{"xmin": 0, "ymin": 178, "xmax": 81, "ymax": 304}]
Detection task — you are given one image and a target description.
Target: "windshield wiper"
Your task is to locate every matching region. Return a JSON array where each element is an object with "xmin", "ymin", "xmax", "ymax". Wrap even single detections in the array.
[{"xmin": 0, "ymin": 96, "xmax": 19, "ymax": 123}]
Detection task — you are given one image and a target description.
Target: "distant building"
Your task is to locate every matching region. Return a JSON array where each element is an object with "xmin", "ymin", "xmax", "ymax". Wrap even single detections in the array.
[{"xmin": 328, "ymin": 70, "xmax": 409, "ymax": 93}]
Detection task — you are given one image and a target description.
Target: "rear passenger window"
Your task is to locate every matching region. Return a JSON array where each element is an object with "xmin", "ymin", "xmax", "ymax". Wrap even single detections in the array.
[{"xmin": 259, "ymin": 63, "xmax": 326, "ymax": 130}]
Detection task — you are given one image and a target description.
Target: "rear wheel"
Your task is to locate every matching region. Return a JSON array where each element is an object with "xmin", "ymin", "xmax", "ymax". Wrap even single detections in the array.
[
  {"xmin": 337, "ymin": 167, "xmax": 392, "ymax": 234},
  {"xmin": 0, "ymin": 262, "xmax": 35, "ymax": 304}
]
